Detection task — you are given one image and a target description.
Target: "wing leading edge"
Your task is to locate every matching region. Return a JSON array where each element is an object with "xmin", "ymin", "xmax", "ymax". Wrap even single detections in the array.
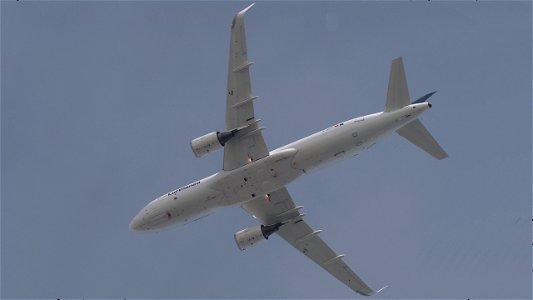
[{"xmin": 242, "ymin": 187, "xmax": 377, "ymax": 296}]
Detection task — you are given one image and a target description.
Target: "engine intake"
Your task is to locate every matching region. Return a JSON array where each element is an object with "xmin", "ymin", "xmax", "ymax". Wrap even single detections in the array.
[
  {"xmin": 234, "ymin": 223, "xmax": 283, "ymax": 251},
  {"xmin": 190, "ymin": 130, "xmax": 236, "ymax": 158}
]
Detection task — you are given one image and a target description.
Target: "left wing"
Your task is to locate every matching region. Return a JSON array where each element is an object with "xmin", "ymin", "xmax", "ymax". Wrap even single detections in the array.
[
  {"xmin": 242, "ymin": 187, "xmax": 377, "ymax": 296},
  {"xmin": 223, "ymin": 3, "xmax": 269, "ymax": 171}
]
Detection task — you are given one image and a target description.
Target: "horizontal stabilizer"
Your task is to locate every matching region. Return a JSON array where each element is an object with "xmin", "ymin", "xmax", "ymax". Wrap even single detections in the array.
[{"xmin": 397, "ymin": 119, "xmax": 448, "ymax": 160}]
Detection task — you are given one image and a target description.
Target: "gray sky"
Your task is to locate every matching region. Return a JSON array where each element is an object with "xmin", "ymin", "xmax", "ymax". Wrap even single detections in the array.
[{"xmin": 2, "ymin": 1, "xmax": 531, "ymax": 299}]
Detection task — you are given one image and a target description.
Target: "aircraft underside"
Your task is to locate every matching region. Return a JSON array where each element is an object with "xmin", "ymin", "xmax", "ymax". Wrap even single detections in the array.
[{"xmin": 130, "ymin": 3, "xmax": 447, "ymax": 297}]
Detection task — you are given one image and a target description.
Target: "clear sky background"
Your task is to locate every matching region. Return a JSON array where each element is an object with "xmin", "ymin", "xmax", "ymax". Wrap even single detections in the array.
[{"xmin": 2, "ymin": 1, "xmax": 531, "ymax": 299}]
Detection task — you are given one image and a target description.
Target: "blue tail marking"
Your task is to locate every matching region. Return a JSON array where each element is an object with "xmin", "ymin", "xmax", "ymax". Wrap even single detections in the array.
[{"xmin": 412, "ymin": 91, "xmax": 436, "ymax": 104}]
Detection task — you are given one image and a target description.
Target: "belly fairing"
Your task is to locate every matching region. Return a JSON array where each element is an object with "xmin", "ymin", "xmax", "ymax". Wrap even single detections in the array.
[{"xmin": 211, "ymin": 148, "xmax": 303, "ymax": 206}]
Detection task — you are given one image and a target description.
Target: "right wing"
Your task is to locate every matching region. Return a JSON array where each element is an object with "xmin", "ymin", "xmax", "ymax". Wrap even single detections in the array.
[
  {"xmin": 242, "ymin": 187, "xmax": 377, "ymax": 296},
  {"xmin": 223, "ymin": 3, "xmax": 269, "ymax": 171}
]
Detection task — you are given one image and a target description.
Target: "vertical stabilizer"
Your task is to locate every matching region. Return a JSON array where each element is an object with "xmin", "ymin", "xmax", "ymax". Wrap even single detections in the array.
[{"xmin": 385, "ymin": 57, "xmax": 410, "ymax": 112}]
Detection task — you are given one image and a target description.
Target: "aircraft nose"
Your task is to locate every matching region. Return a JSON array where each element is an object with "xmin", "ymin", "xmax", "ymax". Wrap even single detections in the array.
[{"xmin": 129, "ymin": 214, "xmax": 144, "ymax": 231}]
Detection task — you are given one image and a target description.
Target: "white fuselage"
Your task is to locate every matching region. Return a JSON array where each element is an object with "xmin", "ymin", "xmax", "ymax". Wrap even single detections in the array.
[{"xmin": 129, "ymin": 103, "xmax": 430, "ymax": 231}]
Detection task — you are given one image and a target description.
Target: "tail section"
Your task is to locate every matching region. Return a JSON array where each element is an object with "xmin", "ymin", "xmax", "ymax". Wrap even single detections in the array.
[
  {"xmin": 385, "ymin": 57, "xmax": 410, "ymax": 112},
  {"xmin": 385, "ymin": 57, "xmax": 448, "ymax": 160},
  {"xmin": 397, "ymin": 119, "xmax": 448, "ymax": 160}
]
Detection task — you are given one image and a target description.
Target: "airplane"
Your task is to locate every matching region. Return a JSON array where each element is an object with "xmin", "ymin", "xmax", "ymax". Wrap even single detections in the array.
[{"xmin": 129, "ymin": 3, "xmax": 447, "ymax": 297}]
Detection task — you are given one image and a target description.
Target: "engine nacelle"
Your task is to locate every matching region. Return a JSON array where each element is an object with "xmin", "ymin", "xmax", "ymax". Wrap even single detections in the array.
[
  {"xmin": 234, "ymin": 223, "xmax": 283, "ymax": 251},
  {"xmin": 190, "ymin": 131, "xmax": 235, "ymax": 158}
]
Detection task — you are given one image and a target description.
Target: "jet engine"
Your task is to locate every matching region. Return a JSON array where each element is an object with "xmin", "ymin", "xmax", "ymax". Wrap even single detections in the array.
[
  {"xmin": 190, "ymin": 130, "xmax": 236, "ymax": 158},
  {"xmin": 234, "ymin": 223, "xmax": 283, "ymax": 251}
]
